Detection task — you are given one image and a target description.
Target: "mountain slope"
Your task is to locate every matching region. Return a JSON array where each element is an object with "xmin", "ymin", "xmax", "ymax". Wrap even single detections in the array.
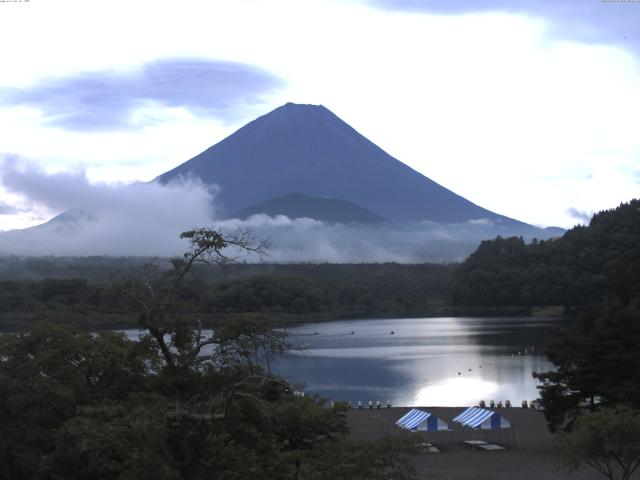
[
  {"xmin": 158, "ymin": 102, "xmax": 527, "ymax": 225},
  {"xmin": 233, "ymin": 193, "xmax": 386, "ymax": 223}
]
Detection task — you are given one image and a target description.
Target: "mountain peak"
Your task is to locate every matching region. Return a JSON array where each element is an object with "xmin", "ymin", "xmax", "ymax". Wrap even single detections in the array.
[
  {"xmin": 282, "ymin": 101, "xmax": 323, "ymax": 108},
  {"xmin": 259, "ymin": 102, "xmax": 333, "ymax": 125},
  {"xmin": 157, "ymin": 103, "xmax": 528, "ymax": 226}
]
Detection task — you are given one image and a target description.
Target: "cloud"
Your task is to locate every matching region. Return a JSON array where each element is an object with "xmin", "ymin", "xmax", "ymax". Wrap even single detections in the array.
[
  {"xmin": 466, "ymin": 218, "xmax": 493, "ymax": 226},
  {"xmin": 0, "ymin": 58, "xmax": 283, "ymax": 131},
  {"xmin": 368, "ymin": 0, "xmax": 640, "ymax": 55},
  {"xmin": 0, "ymin": 200, "xmax": 19, "ymax": 215},
  {"xmin": 0, "ymin": 156, "xmax": 560, "ymax": 260},
  {"xmin": 0, "ymin": 155, "xmax": 218, "ymax": 255},
  {"xmin": 209, "ymin": 214, "xmax": 555, "ymax": 263},
  {"xmin": 567, "ymin": 207, "xmax": 593, "ymax": 224}
]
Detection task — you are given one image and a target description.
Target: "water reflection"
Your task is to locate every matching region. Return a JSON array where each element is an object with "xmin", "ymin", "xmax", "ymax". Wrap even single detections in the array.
[
  {"xmin": 414, "ymin": 377, "xmax": 498, "ymax": 406},
  {"xmin": 273, "ymin": 316, "xmax": 566, "ymax": 406}
]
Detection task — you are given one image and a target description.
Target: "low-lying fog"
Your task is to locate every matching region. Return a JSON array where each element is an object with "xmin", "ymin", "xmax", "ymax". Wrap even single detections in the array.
[{"xmin": 0, "ymin": 159, "xmax": 559, "ymax": 262}]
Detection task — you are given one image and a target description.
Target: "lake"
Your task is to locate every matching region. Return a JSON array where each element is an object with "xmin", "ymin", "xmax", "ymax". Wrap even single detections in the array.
[{"xmin": 272, "ymin": 316, "xmax": 567, "ymax": 407}]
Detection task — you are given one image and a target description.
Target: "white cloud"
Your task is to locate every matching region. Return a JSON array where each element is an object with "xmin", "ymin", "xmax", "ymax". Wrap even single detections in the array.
[
  {"xmin": 0, "ymin": 156, "xmax": 217, "ymax": 255},
  {"xmin": 0, "ymin": 159, "xmax": 559, "ymax": 260},
  {"xmin": 0, "ymin": 0, "xmax": 638, "ymax": 231}
]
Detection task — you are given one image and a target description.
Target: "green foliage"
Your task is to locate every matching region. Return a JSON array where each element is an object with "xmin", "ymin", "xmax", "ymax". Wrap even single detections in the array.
[
  {"xmin": 534, "ymin": 300, "xmax": 640, "ymax": 431},
  {"xmin": 451, "ymin": 199, "xmax": 640, "ymax": 307},
  {"xmin": 0, "ymin": 319, "xmax": 417, "ymax": 480},
  {"xmin": 0, "ymin": 321, "xmax": 155, "ymax": 480},
  {"xmin": 0, "ymin": 229, "xmax": 418, "ymax": 480},
  {"xmin": 0, "ymin": 263, "xmax": 455, "ymax": 331},
  {"xmin": 557, "ymin": 408, "xmax": 640, "ymax": 480}
]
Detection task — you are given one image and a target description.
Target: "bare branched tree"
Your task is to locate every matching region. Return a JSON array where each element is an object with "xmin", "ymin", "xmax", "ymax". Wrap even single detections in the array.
[{"xmin": 122, "ymin": 227, "xmax": 269, "ymax": 369}]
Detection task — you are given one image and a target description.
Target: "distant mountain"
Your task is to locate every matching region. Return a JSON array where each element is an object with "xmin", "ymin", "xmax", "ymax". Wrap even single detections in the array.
[
  {"xmin": 3, "ymin": 209, "xmax": 95, "ymax": 236},
  {"xmin": 0, "ymin": 102, "xmax": 564, "ymax": 260},
  {"xmin": 233, "ymin": 193, "xmax": 386, "ymax": 224},
  {"xmin": 158, "ymin": 102, "xmax": 529, "ymax": 226},
  {"xmin": 543, "ymin": 226, "xmax": 567, "ymax": 237}
]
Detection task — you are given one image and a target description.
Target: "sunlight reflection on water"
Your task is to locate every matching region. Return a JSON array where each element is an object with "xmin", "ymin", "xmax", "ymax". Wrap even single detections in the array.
[
  {"xmin": 274, "ymin": 316, "xmax": 565, "ymax": 406},
  {"xmin": 413, "ymin": 377, "xmax": 499, "ymax": 407}
]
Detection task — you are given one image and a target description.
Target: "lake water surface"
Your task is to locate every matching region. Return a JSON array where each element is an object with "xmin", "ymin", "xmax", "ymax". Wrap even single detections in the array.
[{"xmin": 272, "ymin": 317, "xmax": 567, "ymax": 407}]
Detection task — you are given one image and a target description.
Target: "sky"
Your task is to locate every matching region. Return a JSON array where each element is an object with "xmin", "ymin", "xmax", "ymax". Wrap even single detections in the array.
[{"xmin": 0, "ymin": 0, "xmax": 639, "ymax": 233}]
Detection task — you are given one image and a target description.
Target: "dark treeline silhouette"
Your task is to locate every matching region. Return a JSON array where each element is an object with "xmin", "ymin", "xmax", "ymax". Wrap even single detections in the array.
[
  {"xmin": 450, "ymin": 199, "xmax": 640, "ymax": 308},
  {"xmin": 0, "ymin": 262, "xmax": 455, "ymax": 331}
]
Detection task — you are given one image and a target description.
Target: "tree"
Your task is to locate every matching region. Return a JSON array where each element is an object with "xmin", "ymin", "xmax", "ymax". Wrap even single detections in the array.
[
  {"xmin": 122, "ymin": 227, "xmax": 268, "ymax": 370},
  {"xmin": 0, "ymin": 321, "xmax": 157, "ymax": 480},
  {"xmin": 534, "ymin": 300, "xmax": 640, "ymax": 431},
  {"xmin": 557, "ymin": 408, "xmax": 640, "ymax": 480},
  {"xmin": 0, "ymin": 228, "xmax": 419, "ymax": 480}
]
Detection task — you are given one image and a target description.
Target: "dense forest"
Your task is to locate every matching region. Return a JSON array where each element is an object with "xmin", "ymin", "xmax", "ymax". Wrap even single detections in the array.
[
  {"xmin": 0, "ymin": 229, "xmax": 419, "ymax": 480},
  {"xmin": 2, "ymin": 199, "xmax": 639, "ymax": 334},
  {"xmin": 0, "ymin": 263, "xmax": 455, "ymax": 331},
  {"xmin": 450, "ymin": 199, "xmax": 640, "ymax": 308}
]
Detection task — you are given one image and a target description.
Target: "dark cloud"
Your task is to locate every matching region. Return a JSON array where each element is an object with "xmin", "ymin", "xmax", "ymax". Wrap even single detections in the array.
[
  {"xmin": 369, "ymin": 0, "xmax": 640, "ymax": 55},
  {"xmin": 0, "ymin": 59, "xmax": 283, "ymax": 131},
  {"xmin": 567, "ymin": 207, "xmax": 593, "ymax": 223}
]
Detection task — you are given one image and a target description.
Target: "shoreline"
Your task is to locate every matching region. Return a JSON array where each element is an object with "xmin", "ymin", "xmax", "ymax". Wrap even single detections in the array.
[
  {"xmin": 346, "ymin": 406, "xmax": 600, "ymax": 479},
  {"xmin": 0, "ymin": 310, "xmax": 570, "ymax": 333}
]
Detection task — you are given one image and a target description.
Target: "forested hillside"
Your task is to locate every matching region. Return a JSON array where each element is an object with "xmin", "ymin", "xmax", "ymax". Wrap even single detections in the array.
[
  {"xmin": 450, "ymin": 199, "xmax": 640, "ymax": 308},
  {"xmin": 0, "ymin": 263, "xmax": 455, "ymax": 331}
]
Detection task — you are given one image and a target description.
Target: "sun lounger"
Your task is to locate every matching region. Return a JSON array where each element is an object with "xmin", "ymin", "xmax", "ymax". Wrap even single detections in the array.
[
  {"xmin": 368, "ymin": 400, "xmax": 373, "ymax": 409},
  {"xmin": 478, "ymin": 444, "xmax": 506, "ymax": 451},
  {"xmin": 530, "ymin": 400, "xmax": 544, "ymax": 410},
  {"xmin": 463, "ymin": 440, "xmax": 488, "ymax": 450},
  {"xmin": 376, "ymin": 400, "xmax": 381, "ymax": 409}
]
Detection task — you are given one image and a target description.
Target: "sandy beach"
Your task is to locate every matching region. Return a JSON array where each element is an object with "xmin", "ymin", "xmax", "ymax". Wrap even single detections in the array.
[{"xmin": 347, "ymin": 407, "xmax": 603, "ymax": 480}]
